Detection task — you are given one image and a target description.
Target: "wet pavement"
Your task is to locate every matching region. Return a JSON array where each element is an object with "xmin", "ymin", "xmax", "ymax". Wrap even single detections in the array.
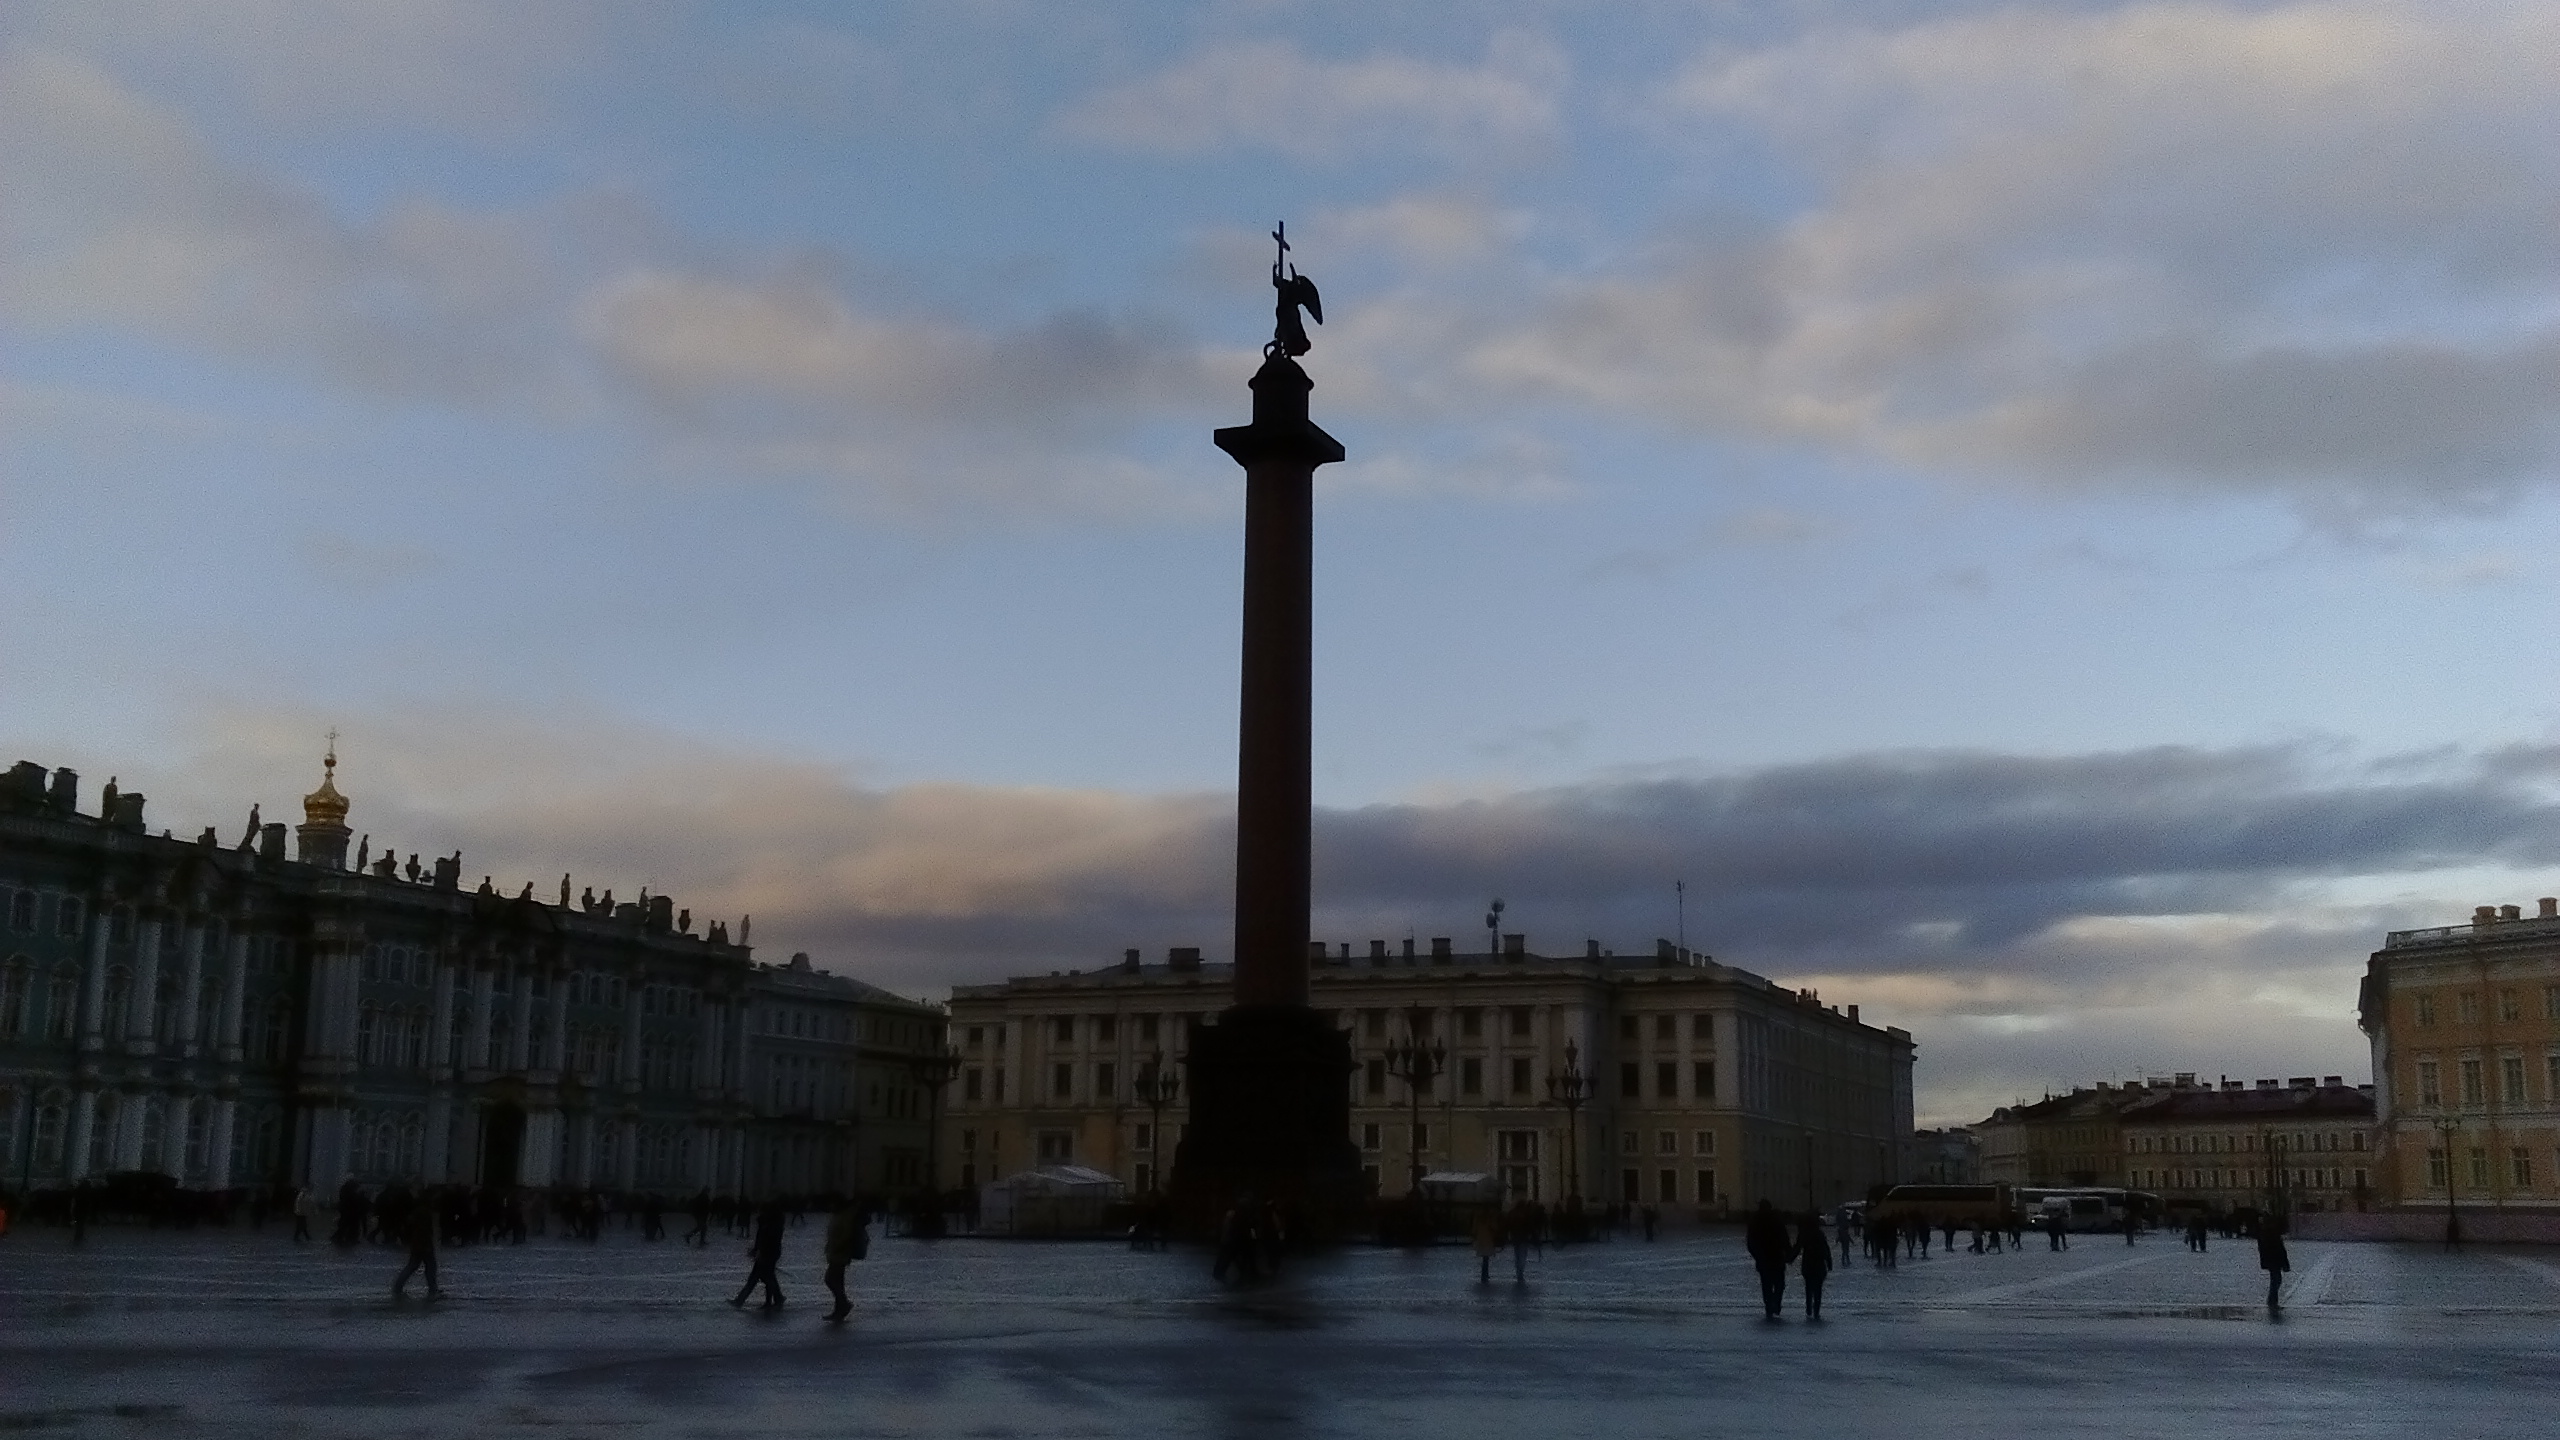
[{"xmin": 6, "ymin": 1223, "xmax": 2558, "ymax": 1437}]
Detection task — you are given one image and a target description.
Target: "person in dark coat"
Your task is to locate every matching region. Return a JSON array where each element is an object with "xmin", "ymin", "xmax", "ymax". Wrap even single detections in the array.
[
  {"xmin": 2255, "ymin": 1214, "xmax": 2290, "ymax": 1313},
  {"xmin": 1744, "ymin": 1200, "xmax": 1797, "ymax": 1320},
  {"xmin": 1798, "ymin": 1212, "xmax": 1834, "ymax": 1320},
  {"xmin": 391, "ymin": 1201, "xmax": 440, "ymax": 1300},
  {"xmin": 731, "ymin": 1201, "xmax": 787, "ymax": 1309}
]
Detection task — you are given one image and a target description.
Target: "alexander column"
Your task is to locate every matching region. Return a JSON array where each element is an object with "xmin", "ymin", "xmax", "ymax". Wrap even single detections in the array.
[{"xmin": 1170, "ymin": 225, "xmax": 1364, "ymax": 1233}]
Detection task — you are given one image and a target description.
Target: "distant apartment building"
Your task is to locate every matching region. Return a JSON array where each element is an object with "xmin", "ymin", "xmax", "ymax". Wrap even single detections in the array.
[
  {"xmin": 2118, "ymin": 1077, "xmax": 2375, "ymax": 1214},
  {"xmin": 2360, "ymin": 901, "xmax": 2560, "ymax": 1212},
  {"xmin": 1977, "ymin": 1084, "xmax": 2157, "ymax": 1189},
  {"xmin": 942, "ymin": 937, "xmax": 1916, "ymax": 1213},
  {"xmin": 1912, "ymin": 1126, "xmax": 1980, "ymax": 1183}
]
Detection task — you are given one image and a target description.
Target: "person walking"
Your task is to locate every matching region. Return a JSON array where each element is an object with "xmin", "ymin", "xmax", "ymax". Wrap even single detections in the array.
[
  {"xmin": 1471, "ymin": 1206, "xmax": 1503, "ymax": 1284},
  {"xmin": 290, "ymin": 1185, "xmax": 315, "ymax": 1243},
  {"xmin": 821, "ymin": 1200, "xmax": 868, "ymax": 1323},
  {"xmin": 391, "ymin": 1200, "xmax": 440, "ymax": 1300},
  {"xmin": 731, "ymin": 1201, "xmax": 787, "ymax": 1310},
  {"xmin": 1745, "ymin": 1200, "xmax": 1796, "ymax": 1320},
  {"xmin": 2124, "ymin": 1209, "xmax": 2140, "ymax": 1246},
  {"xmin": 686, "ymin": 1187, "xmax": 713, "ymax": 1247},
  {"xmin": 2046, "ymin": 1210, "xmax": 2067, "ymax": 1251},
  {"xmin": 1508, "ymin": 1199, "xmax": 1537, "ymax": 1283},
  {"xmin": 1798, "ymin": 1211, "xmax": 1833, "ymax": 1321},
  {"xmin": 2255, "ymin": 1214, "xmax": 2290, "ymax": 1314}
]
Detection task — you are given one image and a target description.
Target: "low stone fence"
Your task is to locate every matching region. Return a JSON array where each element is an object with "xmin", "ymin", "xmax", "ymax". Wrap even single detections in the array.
[{"xmin": 2292, "ymin": 1208, "xmax": 2560, "ymax": 1244}]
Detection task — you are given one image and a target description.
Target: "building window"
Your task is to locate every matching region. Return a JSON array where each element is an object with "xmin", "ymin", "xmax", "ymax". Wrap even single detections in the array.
[
  {"xmin": 1506, "ymin": 1007, "xmax": 1532, "ymax": 1039},
  {"xmin": 1622, "ymin": 1129, "xmax": 1640, "ymax": 1155},
  {"xmin": 58, "ymin": 898, "xmax": 82, "ymax": 938},
  {"xmin": 2415, "ymin": 994, "xmax": 2436, "ymax": 1027},
  {"xmin": 1366, "ymin": 1057, "xmax": 1386, "ymax": 1097},
  {"xmin": 8, "ymin": 891, "xmax": 32, "ymax": 930},
  {"xmin": 2504, "ymin": 1056, "xmax": 2527, "ymax": 1105},
  {"xmin": 966, "ymin": 1026, "xmax": 984, "ymax": 1048},
  {"xmin": 1619, "ymin": 1015, "xmax": 1638, "ymax": 1041},
  {"xmin": 1620, "ymin": 1062, "xmax": 1641, "ymax": 1099},
  {"xmin": 1656, "ymin": 1061, "xmax": 1678, "ymax": 1099},
  {"xmin": 2418, "ymin": 1061, "xmax": 2441, "ymax": 1108},
  {"xmin": 2460, "ymin": 1059, "xmax": 2485, "ymax": 1108},
  {"xmin": 1036, "ymin": 1130, "xmax": 1072, "ymax": 1164},
  {"xmin": 1694, "ymin": 1130, "xmax": 1715, "ymax": 1156},
  {"xmin": 1138, "ymin": 1014, "xmax": 1158, "ymax": 1043},
  {"xmin": 1509, "ymin": 1056, "xmax": 1531, "ymax": 1097},
  {"xmin": 2500, "ymin": 990, "xmax": 2522, "ymax": 1023},
  {"xmin": 1654, "ymin": 1015, "xmax": 1676, "ymax": 1042},
  {"xmin": 2457, "ymin": 992, "xmax": 2481, "ymax": 1024},
  {"xmin": 1052, "ymin": 1017, "xmax": 1074, "ymax": 1044},
  {"xmin": 1692, "ymin": 1014, "xmax": 1711, "ymax": 1042},
  {"xmin": 1412, "ymin": 1122, "xmax": 1429, "ymax": 1155},
  {"xmin": 2545, "ymin": 986, "xmax": 2560, "ymax": 1021},
  {"xmin": 1696, "ymin": 1169, "xmax": 1717, "ymax": 1206},
  {"xmin": 1460, "ymin": 1057, "xmax": 1482, "ymax": 1095},
  {"xmin": 1656, "ymin": 1130, "xmax": 1677, "ymax": 1155},
  {"xmin": 2470, "ymin": 1147, "xmax": 2491, "ymax": 1189},
  {"xmin": 1095, "ymin": 1062, "xmax": 1116, "ymax": 1100},
  {"xmin": 1459, "ymin": 1007, "xmax": 1482, "ymax": 1038},
  {"xmin": 1051, "ymin": 1062, "xmax": 1072, "ymax": 1100},
  {"xmin": 1693, "ymin": 1061, "xmax": 1716, "ymax": 1099},
  {"xmin": 2547, "ymin": 1054, "xmax": 2560, "ymax": 1102},
  {"xmin": 1361, "ymin": 1123, "xmax": 1381, "ymax": 1152},
  {"xmin": 2512, "ymin": 1148, "xmax": 2532, "ymax": 1188},
  {"xmin": 1363, "ymin": 1009, "xmax": 1385, "ymax": 1039},
  {"xmin": 0, "ymin": 963, "xmax": 27, "ymax": 1036},
  {"xmin": 963, "ymin": 1068, "xmax": 982, "ymax": 1102}
]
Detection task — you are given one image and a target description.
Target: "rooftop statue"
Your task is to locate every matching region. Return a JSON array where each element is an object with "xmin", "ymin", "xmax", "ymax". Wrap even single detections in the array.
[{"xmin": 1267, "ymin": 222, "xmax": 1322, "ymax": 359}]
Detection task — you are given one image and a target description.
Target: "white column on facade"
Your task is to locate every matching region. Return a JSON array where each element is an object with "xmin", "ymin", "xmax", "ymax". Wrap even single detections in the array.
[
  {"xmin": 543, "ymin": 972, "xmax": 569, "ymax": 1075},
  {"xmin": 206, "ymin": 1097, "xmax": 237, "ymax": 1190},
  {"xmin": 66, "ymin": 1088, "xmax": 98, "ymax": 1180},
  {"xmin": 126, "ymin": 910, "xmax": 165, "ymax": 1053},
  {"xmin": 216, "ymin": 932, "xmax": 249, "ymax": 1061},
  {"xmin": 507, "ymin": 968, "xmax": 533, "ymax": 1073},
  {"xmin": 77, "ymin": 907, "xmax": 112, "ymax": 1050},
  {"xmin": 467, "ymin": 967, "xmax": 495, "ymax": 1073},
  {"xmin": 619, "ymin": 981, "xmax": 644, "ymax": 1090},
  {"xmin": 113, "ymin": 1086, "xmax": 149, "ymax": 1170},
  {"xmin": 174, "ymin": 919, "xmax": 207, "ymax": 1055},
  {"xmin": 423, "ymin": 956, "xmax": 456, "ymax": 1182}
]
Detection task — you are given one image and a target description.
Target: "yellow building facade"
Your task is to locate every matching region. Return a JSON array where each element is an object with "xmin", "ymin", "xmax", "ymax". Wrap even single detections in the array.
[{"xmin": 2360, "ymin": 901, "xmax": 2560, "ymax": 1212}]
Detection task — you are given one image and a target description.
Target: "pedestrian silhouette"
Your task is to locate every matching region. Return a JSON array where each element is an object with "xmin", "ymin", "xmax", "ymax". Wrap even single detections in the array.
[
  {"xmin": 2255, "ymin": 1214, "xmax": 2290, "ymax": 1314},
  {"xmin": 1798, "ymin": 1212, "xmax": 1833, "ymax": 1320},
  {"xmin": 731, "ymin": 1201, "xmax": 787, "ymax": 1309},
  {"xmin": 1745, "ymin": 1200, "xmax": 1796, "ymax": 1320},
  {"xmin": 392, "ymin": 1201, "xmax": 440, "ymax": 1300}
]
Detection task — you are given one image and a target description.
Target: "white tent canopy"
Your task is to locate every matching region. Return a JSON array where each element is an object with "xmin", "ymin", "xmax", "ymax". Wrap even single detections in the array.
[{"xmin": 978, "ymin": 1165, "xmax": 1127, "ymax": 1235}]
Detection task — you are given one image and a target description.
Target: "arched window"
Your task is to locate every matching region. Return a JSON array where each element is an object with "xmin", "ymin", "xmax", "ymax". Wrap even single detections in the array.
[
  {"xmin": 46, "ymin": 965, "xmax": 76, "ymax": 1039},
  {"xmin": 140, "ymin": 1100, "xmax": 167, "ymax": 1172},
  {"xmin": 101, "ymin": 967, "xmax": 131, "ymax": 1042},
  {"xmin": 449, "ymin": 1006, "xmax": 471, "ymax": 1070},
  {"xmin": 156, "ymin": 975, "xmax": 180, "ymax": 1043},
  {"xmin": 33, "ymin": 1089, "xmax": 67, "ymax": 1172},
  {"xmin": 9, "ymin": 891, "xmax": 33, "ymax": 930},
  {"xmin": 407, "ymin": 1008, "xmax": 428, "ymax": 1069},
  {"xmin": 262, "ymin": 999, "xmax": 290, "ymax": 1063},
  {"xmin": 356, "ymin": 1007, "xmax": 379, "ymax": 1066},
  {"xmin": 401, "ymin": 1117, "xmax": 423, "ymax": 1174},
  {"xmin": 87, "ymin": 1092, "xmax": 118, "ymax": 1174},
  {"xmin": 0, "ymin": 959, "xmax": 29, "ymax": 1036}
]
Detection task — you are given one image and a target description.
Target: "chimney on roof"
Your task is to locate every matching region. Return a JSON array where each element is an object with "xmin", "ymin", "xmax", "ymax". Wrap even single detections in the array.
[
  {"xmin": 2541, "ymin": 898, "xmax": 2557, "ymax": 920},
  {"xmin": 2288, "ymin": 1076, "xmax": 2314, "ymax": 1090},
  {"xmin": 1370, "ymin": 940, "xmax": 1387, "ymax": 963},
  {"xmin": 1122, "ymin": 948, "xmax": 1141, "ymax": 973},
  {"xmin": 1402, "ymin": 938, "xmax": 1415, "ymax": 960},
  {"xmin": 2222, "ymin": 1079, "xmax": 2243, "ymax": 1091},
  {"xmin": 1588, "ymin": 939, "xmax": 1602, "ymax": 959},
  {"xmin": 2322, "ymin": 1075, "xmax": 2343, "ymax": 1088},
  {"xmin": 1430, "ymin": 937, "xmax": 1452, "ymax": 961},
  {"xmin": 1847, "ymin": 1004, "xmax": 1860, "ymax": 1024},
  {"xmin": 1503, "ymin": 933, "xmax": 1525, "ymax": 959},
  {"xmin": 2175, "ymin": 1072, "xmax": 2196, "ymax": 1087},
  {"xmin": 2475, "ymin": 906, "xmax": 2498, "ymax": 926},
  {"xmin": 2256, "ymin": 1078, "xmax": 2278, "ymax": 1090},
  {"xmin": 1168, "ymin": 946, "xmax": 1201, "ymax": 972},
  {"xmin": 2502, "ymin": 904, "xmax": 2522, "ymax": 921},
  {"xmin": 1308, "ymin": 940, "xmax": 1327, "ymax": 963}
]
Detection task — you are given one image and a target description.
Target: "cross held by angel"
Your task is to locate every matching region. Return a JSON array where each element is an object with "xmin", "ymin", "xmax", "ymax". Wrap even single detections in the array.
[{"xmin": 1268, "ymin": 222, "xmax": 1322, "ymax": 358}]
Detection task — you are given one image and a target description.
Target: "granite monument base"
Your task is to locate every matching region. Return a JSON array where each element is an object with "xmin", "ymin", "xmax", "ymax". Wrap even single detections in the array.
[{"xmin": 1169, "ymin": 1004, "xmax": 1366, "ymax": 1240}]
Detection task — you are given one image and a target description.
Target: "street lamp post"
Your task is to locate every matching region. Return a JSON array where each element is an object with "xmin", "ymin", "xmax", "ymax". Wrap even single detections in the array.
[
  {"xmin": 906, "ymin": 1045, "xmax": 962, "ymax": 1238},
  {"xmin": 1383, "ymin": 1007, "xmax": 1446, "ymax": 1197},
  {"xmin": 2431, "ymin": 1113, "xmax": 2462, "ymax": 1249},
  {"xmin": 1138, "ymin": 1049, "xmax": 1182, "ymax": 1195},
  {"xmin": 1545, "ymin": 1037, "xmax": 1591, "ymax": 1206}
]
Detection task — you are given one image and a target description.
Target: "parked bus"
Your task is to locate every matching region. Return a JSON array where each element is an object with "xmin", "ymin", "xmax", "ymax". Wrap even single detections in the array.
[
  {"xmin": 1867, "ymin": 1183, "xmax": 2019, "ymax": 1229},
  {"xmin": 2018, "ymin": 1187, "xmax": 2161, "ymax": 1231}
]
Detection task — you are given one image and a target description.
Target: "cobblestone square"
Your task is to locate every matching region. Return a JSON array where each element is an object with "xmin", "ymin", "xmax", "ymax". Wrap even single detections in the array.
[{"xmin": 7, "ymin": 1224, "xmax": 2559, "ymax": 1438}]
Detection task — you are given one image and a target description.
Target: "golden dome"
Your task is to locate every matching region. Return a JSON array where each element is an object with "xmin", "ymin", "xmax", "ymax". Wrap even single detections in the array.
[{"xmin": 302, "ymin": 743, "xmax": 350, "ymax": 829}]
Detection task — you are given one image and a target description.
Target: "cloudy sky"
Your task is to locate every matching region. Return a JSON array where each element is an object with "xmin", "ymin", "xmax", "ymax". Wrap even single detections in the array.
[{"xmin": 6, "ymin": 0, "xmax": 2559, "ymax": 1123}]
